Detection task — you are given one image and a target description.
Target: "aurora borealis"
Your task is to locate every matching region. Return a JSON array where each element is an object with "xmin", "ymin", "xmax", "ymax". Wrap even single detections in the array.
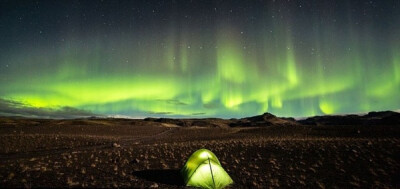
[{"xmin": 0, "ymin": 0, "xmax": 399, "ymax": 118}]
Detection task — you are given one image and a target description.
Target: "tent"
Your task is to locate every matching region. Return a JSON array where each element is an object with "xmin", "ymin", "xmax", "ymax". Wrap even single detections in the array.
[{"xmin": 181, "ymin": 149, "xmax": 233, "ymax": 189}]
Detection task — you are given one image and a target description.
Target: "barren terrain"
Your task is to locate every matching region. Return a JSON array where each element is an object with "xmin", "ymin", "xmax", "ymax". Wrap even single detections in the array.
[{"xmin": 0, "ymin": 115, "xmax": 399, "ymax": 188}]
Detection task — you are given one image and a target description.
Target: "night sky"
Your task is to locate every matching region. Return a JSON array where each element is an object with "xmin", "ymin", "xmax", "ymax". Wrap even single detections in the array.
[{"xmin": 0, "ymin": 0, "xmax": 399, "ymax": 118}]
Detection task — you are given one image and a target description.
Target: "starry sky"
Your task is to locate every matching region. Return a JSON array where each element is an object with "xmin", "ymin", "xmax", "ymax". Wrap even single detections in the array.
[{"xmin": 0, "ymin": 0, "xmax": 399, "ymax": 118}]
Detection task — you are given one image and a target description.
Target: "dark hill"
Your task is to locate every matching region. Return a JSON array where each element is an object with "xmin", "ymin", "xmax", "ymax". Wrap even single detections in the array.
[
  {"xmin": 298, "ymin": 111, "xmax": 400, "ymax": 126},
  {"xmin": 144, "ymin": 112, "xmax": 299, "ymax": 128},
  {"xmin": 229, "ymin": 113, "xmax": 298, "ymax": 127}
]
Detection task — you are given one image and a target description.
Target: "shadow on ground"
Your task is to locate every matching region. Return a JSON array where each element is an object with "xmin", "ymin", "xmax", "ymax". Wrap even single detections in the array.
[{"xmin": 133, "ymin": 169, "xmax": 184, "ymax": 186}]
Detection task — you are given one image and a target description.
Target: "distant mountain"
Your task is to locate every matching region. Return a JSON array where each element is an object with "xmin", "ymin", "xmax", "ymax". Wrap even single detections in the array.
[
  {"xmin": 2, "ymin": 110, "xmax": 399, "ymax": 127},
  {"xmin": 144, "ymin": 117, "xmax": 232, "ymax": 128},
  {"xmin": 144, "ymin": 112, "xmax": 299, "ymax": 128},
  {"xmin": 298, "ymin": 111, "xmax": 400, "ymax": 126},
  {"xmin": 229, "ymin": 113, "xmax": 298, "ymax": 127}
]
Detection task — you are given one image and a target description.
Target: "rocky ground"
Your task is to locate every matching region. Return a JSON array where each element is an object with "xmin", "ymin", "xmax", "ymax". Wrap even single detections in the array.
[{"xmin": 0, "ymin": 116, "xmax": 399, "ymax": 188}]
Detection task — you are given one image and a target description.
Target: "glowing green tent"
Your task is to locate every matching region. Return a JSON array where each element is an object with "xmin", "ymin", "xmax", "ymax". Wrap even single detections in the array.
[{"xmin": 181, "ymin": 149, "xmax": 233, "ymax": 189}]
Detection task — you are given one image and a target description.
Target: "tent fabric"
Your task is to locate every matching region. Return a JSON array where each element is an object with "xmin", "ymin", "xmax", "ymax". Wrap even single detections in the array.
[{"xmin": 181, "ymin": 149, "xmax": 233, "ymax": 189}]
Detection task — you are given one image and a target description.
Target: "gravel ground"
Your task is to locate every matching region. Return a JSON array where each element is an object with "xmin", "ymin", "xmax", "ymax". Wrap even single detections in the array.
[{"xmin": 0, "ymin": 118, "xmax": 399, "ymax": 188}]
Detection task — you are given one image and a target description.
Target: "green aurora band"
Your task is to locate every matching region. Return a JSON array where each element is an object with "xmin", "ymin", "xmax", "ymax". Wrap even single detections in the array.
[{"xmin": 0, "ymin": 2, "xmax": 399, "ymax": 118}]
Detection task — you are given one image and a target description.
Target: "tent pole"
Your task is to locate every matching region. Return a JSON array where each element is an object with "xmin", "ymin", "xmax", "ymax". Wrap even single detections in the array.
[{"xmin": 208, "ymin": 157, "xmax": 216, "ymax": 189}]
